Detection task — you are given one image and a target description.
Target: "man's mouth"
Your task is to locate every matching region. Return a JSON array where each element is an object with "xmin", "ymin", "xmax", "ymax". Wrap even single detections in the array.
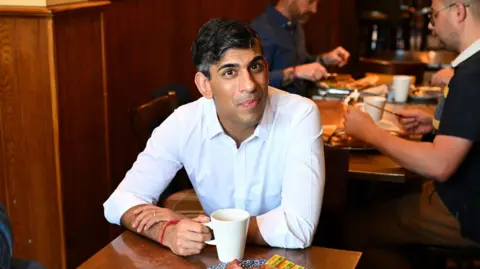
[{"xmin": 239, "ymin": 98, "xmax": 259, "ymax": 109}]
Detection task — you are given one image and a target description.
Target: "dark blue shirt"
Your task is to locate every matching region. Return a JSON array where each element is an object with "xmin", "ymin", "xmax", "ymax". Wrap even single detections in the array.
[
  {"xmin": 252, "ymin": 5, "xmax": 318, "ymax": 96},
  {"xmin": 0, "ymin": 205, "xmax": 12, "ymax": 269}
]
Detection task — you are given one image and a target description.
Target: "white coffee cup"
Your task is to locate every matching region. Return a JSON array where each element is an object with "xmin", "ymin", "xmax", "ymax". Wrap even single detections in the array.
[
  {"xmin": 356, "ymin": 96, "xmax": 387, "ymax": 122},
  {"xmin": 204, "ymin": 208, "xmax": 250, "ymax": 263},
  {"xmin": 392, "ymin": 75, "xmax": 412, "ymax": 103}
]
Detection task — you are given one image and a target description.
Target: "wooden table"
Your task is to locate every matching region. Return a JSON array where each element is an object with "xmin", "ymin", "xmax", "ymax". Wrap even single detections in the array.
[
  {"xmin": 315, "ymin": 100, "xmax": 436, "ymax": 183},
  {"xmin": 79, "ymin": 232, "xmax": 362, "ymax": 269}
]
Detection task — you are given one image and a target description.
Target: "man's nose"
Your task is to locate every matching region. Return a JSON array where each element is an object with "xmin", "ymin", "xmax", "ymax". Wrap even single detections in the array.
[{"xmin": 240, "ymin": 70, "xmax": 255, "ymax": 93}]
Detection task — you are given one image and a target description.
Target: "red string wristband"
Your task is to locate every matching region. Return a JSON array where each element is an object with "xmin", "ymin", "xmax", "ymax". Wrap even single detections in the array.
[{"xmin": 159, "ymin": 219, "xmax": 180, "ymax": 246}]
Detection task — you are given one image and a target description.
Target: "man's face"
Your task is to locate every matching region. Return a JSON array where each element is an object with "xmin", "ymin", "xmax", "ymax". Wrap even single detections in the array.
[
  {"xmin": 289, "ymin": 0, "xmax": 319, "ymax": 24},
  {"xmin": 428, "ymin": 0, "xmax": 460, "ymax": 50},
  {"xmin": 207, "ymin": 43, "xmax": 269, "ymax": 129}
]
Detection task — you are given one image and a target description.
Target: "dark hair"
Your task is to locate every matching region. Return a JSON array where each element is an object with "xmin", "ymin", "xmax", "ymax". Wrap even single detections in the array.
[{"xmin": 191, "ymin": 18, "xmax": 263, "ymax": 79}]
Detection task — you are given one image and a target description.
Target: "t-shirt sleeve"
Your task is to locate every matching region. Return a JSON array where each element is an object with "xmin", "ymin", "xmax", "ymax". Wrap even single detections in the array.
[{"xmin": 438, "ymin": 70, "xmax": 480, "ymax": 141}]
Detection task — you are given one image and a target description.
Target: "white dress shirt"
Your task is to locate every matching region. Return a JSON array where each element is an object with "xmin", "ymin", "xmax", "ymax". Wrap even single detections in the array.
[
  {"xmin": 452, "ymin": 38, "xmax": 480, "ymax": 67},
  {"xmin": 104, "ymin": 86, "xmax": 325, "ymax": 249}
]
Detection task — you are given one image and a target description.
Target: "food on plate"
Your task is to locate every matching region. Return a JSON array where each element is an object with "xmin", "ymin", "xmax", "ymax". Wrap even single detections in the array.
[
  {"xmin": 318, "ymin": 75, "xmax": 379, "ymax": 90},
  {"xmin": 410, "ymin": 86, "xmax": 443, "ymax": 98}
]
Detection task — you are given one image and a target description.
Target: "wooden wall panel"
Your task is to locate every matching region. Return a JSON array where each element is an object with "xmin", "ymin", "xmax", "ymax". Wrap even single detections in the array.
[
  {"xmin": 53, "ymin": 10, "xmax": 111, "ymax": 269},
  {"xmin": 0, "ymin": 17, "xmax": 65, "ymax": 269}
]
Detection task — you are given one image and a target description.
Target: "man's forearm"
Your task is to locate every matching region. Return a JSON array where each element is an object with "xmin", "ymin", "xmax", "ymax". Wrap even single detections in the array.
[
  {"xmin": 247, "ymin": 217, "xmax": 268, "ymax": 246},
  {"xmin": 368, "ymin": 129, "xmax": 448, "ymax": 181},
  {"xmin": 120, "ymin": 205, "xmax": 178, "ymax": 244}
]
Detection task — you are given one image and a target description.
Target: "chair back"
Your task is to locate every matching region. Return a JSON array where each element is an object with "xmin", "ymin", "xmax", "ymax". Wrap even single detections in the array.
[
  {"xmin": 314, "ymin": 145, "xmax": 349, "ymax": 248},
  {"xmin": 129, "ymin": 91, "xmax": 177, "ymax": 150}
]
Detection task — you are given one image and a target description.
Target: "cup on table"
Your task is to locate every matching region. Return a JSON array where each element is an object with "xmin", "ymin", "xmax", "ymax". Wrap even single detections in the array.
[
  {"xmin": 392, "ymin": 75, "xmax": 412, "ymax": 103},
  {"xmin": 356, "ymin": 96, "xmax": 387, "ymax": 122},
  {"xmin": 204, "ymin": 208, "xmax": 250, "ymax": 263}
]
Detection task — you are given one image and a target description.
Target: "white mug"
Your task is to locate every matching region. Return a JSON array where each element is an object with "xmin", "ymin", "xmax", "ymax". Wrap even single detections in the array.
[
  {"xmin": 204, "ymin": 208, "xmax": 250, "ymax": 263},
  {"xmin": 356, "ymin": 96, "xmax": 387, "ymax": 122},
  {"xmin": 392, "ymin": 75, "xmax": 412, "ymax": 103}
]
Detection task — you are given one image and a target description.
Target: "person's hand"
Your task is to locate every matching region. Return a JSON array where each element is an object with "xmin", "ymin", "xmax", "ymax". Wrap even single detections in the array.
[
  {"xmin": 321, "ymin": 46, "xmax": 350, "ymax": 67},
  {"xmin": 343, "ymin": 106, "xmax": 378, "ymax": 142},
  {"xmin": 163, "ymin": 215, "xmax": 212, "ymax": 256},
  {"xmin": 293, "ymin": 62, "xmax": 328, "ymax": 82},
  {"xmin": 131, "ymin": 204, "xmax": 186, "ymax": 233},
  {"xmin": 397, "ymin": 109, "xmax": 434, "ymax": 135},
  {"xmin": 431, "ymin": 68, "xmax": 454, "ymax": 86}
]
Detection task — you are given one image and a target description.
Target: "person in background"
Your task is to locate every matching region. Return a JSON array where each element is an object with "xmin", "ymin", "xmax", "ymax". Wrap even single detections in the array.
[
  {"xmin": 104, "ymin": 18, "xmax": 325, "ymax": 257},
  {"xmin": 251, "ymin": 0, "xmax": 350, "ymax": 97},
  {"xmin": 0, "ymin": 205, "xmax": 45, "ymax": 269},
  {"xmin": 343, "ymin": 0, "xmax": 480, "ymax": 268},
  {"xmin": 0, "ymin": 204, "xmax": 12, "ymax": 269}
]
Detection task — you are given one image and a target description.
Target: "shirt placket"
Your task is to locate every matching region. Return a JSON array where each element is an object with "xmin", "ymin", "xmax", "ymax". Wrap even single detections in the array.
[{"xmin": 233, "ymin": 144, "xmax": 247, "ymax": 210}]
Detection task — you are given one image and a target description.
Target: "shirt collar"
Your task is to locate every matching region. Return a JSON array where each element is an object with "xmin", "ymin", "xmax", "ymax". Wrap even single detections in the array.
[
  {"xmin": 266, "ymin": 4, "xmax": 296, "ymax": 29},
  {"xmin": 451, "ymin": 39, "xmax": 480, "ymax": 67},
  {"xmin": 206, "ymin": 97, "xmax": 273, "ymax": 142},
  {"xmin": 206, "ymin": 99, "xmax": 224, "ymax": 140}
]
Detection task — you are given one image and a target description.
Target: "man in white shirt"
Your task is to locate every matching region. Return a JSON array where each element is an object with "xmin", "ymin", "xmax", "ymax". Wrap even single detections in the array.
[{"xmin": 104, "ymin": 18, "xmax": 325, "ymax": 256}]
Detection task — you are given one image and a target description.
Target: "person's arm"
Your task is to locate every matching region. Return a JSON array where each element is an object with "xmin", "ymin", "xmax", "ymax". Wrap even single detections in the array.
[
  {"xmin": 366, "ymin": 131, "xmax": 472, "ymax": 182},
  {"xmin": 346, "ymin": 73, "xmax": 479, "ymax": 182},
  {"xmin": 0, "ymin": 205, "xmax": 12, "ymax": 269},
  {"xmin": 103, "ymin": 111, "xmax": 183, "ymax": 226},
  {"xmin": 256, "ymin": 102, "xmax": 325, "ymax": 249}
]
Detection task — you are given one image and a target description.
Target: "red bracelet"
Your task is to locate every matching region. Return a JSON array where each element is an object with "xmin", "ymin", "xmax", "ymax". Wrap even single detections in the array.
[
  {"xmin": 292, "ymin": 66, "xmax": 297, "ymax": 78},
  {"xmin": 159, "ymin": 219, "xmax": 180, "ymax": 246}
]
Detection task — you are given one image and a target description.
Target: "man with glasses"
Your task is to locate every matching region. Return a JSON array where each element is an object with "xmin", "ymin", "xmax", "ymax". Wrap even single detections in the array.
[{"xmin": 343, "ymin": 0, "xmax": 480, "ymax": 268}]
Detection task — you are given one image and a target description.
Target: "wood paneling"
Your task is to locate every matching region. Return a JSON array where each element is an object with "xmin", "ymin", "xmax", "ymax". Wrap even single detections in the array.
[
  {"xmin": 0, "ymin": 1, "xmax": 110, "ymax": 16},
  {"xmin": 305, "ymin": 0, "xmax": 359, "ymax": 72},
  {"xmin": 53, "ymin": 9, "xmax": 110, "ymax": 268},
  {"xmin": 0, "ymin": 2, "xmax": 111, "ymax": 268},
  {"xmin": 0, "ymin": 17, "xmax": 65, "ymax": 268}
]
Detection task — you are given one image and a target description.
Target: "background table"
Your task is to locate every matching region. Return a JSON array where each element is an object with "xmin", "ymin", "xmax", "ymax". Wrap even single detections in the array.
[
  {"xmin": 79, "ymin": 232, "xmax": 362, "ymax": 269},
  {"xmin": 315, "ymin": 100, "xmax": 436, "ymax": 183}
]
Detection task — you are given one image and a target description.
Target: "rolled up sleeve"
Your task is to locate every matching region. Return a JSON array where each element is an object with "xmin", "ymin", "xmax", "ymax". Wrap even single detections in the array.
[
  {"xmin": 256, "ymin": 101, "xmax": 325, "ymax": 248},
  {"xmin": 104, "ymin": 112, "xmax": 183, "ymax": 225}
]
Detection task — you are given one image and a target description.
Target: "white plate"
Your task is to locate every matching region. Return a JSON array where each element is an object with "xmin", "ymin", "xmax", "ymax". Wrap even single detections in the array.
[{"xmin": 376, "ymin": 119, "xmax": 403, "ymax": 133}]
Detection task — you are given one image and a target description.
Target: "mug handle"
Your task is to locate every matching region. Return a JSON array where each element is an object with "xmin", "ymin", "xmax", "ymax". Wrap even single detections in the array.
[{"xmin": 203, "ymin": 222, "xmax": 216, "ymax": 245}]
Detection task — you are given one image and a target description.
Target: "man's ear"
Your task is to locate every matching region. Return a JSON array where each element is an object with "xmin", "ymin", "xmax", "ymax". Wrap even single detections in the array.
[
  {"xmin": 455, "ymin": 2, "xmax": 467, "ymax": 23},
  {"xmin": 195, "ymin": 72, "xmax": 213, "ymax": 99}
]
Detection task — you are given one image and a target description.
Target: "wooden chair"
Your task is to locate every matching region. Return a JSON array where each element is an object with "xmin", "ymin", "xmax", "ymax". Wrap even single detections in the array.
[
  {"xmin": 130, "ymin": 91, "xmax": 177, "ymax": 149},
  {"xmin": 357, "ymin": 57, "xmax": 427, "ymax": 84},
  {"xmin": 129, "ymin": 92, "xmax": 202, "ymax": 216},
  {"xmin": 313, "ymin": 145, "xmax": 350, "ymax": 248}
]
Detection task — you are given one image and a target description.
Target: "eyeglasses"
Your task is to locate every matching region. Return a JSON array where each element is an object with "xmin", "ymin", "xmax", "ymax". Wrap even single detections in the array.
[{"xmin": 428, "ymin": 1, "xmax": 471, "ymax": 26}]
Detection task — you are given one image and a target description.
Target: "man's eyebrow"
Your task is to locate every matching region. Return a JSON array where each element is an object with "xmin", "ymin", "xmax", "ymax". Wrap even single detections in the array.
[
  {"xmin": 249, "ymin": 56, "xmax": 265, "ymax": 64},
  {"xmin": 217, "ymin": 63, "xmax": 239, "ymax": 71}
]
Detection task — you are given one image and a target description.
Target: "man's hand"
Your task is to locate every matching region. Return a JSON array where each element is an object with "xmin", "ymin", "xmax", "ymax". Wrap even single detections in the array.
[
  {"xmin": 343, "ymin": 106, "xmax": 378, "ymax": 143},
  {"xmin": 293, "ymin": 62, "xmax": 328, "ymax": 82},
  {"xmin": 163, "ymin": 215, "xmax": 212, "ymax": 256},
  {"xmin": 131, "ymin": 204, "xmax": 186, "ymax": 233},
  {"xmin": 431, "ymin": 68, "xmax": 454, "ymax": 86},
  {"xmin": 321, "ymin": 46, "xmax": 350, "ymax": 67},
  {"xmin": 397, "ymin": 109, "xmax": 434, "ymax": 135}
]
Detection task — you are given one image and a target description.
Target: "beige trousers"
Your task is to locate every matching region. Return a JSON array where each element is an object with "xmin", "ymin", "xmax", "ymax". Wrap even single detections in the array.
[{"xmin": 345, "ymin": 181, "xmax": 478, "ymax": 269}]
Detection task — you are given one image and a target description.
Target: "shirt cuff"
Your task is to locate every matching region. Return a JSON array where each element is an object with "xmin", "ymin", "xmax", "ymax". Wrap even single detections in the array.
[
  {"xmin": 256, "ymin": 207, "xmax": 312, "ymax": 249},
  {"xmin": 269, "ymin": 70, "xmax": 284, "ymax": 89},
  {"xmin": 103, "ymin": 190, "xmax": 150, "ymax": 225}
]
